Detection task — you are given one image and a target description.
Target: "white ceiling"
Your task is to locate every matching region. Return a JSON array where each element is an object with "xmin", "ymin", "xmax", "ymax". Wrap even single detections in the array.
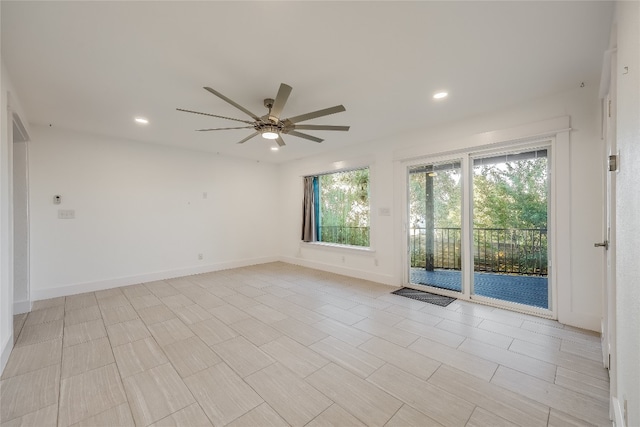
[{"xmin": 2, "ymin": 1, "xmax": 613, "ymax": 163}]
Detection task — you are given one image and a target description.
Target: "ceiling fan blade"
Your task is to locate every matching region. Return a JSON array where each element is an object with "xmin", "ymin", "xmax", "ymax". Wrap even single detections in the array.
[
  {"xmin": 203, "ymin": 87, "xmax": 261, "ymax": 121},
  {"xmin": 196, "ymin": 126, "xmax": 254, "ymax": 131},
  {"xmin": 176, "ymin": 108, "xmax": 254, "ymax": 125},
  {"xmin": 287, "ymin": 130, "xmax": 324, "ymax": 143},
  {"xmin": 237, "ymin": 132, "xmax": 259, "ymax": 144},
  {"xmin": 276, "ymin": 136, "xmax": 286, "ymax": 147},
  {"xmin": 270, "ymin": 83, "xmax": 292, "ymax": 120},
  {"xmin": 285, "ymin": 105, "xmax": 346, "ymax": 124},
  {"xmin": 293, "ymin": 124, "xmax": 350, "ymax": 131}
]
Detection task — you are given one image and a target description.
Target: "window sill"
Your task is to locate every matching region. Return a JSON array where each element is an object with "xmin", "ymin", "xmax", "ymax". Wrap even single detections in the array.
[{"xmin": 300, "ymin": 241, "xmax": 376, "ymax": 255}]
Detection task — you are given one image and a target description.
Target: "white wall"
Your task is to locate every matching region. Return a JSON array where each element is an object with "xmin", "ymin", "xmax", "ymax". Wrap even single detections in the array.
[
  {"xmin": 28, "ymin": 126, "xmax": 280, "ymax": 299},
  {"xmin": 613, "ymin": 1, "xmax": 640, "ymax": 424},
  {"xmin": 279, "ymin": 85, "xmax": 604, "ymax": 331}
]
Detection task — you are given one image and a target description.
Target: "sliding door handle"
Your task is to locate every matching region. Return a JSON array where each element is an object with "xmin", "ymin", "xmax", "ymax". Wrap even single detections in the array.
[{"xmin": 594, "ymin": 241, "xmax": 609, "ymax": 250}]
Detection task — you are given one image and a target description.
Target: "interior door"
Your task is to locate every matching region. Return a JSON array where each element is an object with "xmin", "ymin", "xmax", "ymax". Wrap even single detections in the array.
[{"xmin": 600, "ymin": 51, "xmax": 617, "ymax": 408}]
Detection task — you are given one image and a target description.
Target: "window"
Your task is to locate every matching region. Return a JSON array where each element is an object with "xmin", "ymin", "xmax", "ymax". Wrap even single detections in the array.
[{"xmin": 302, "ymin": 168, "xmax": 370, "ymax": 247}]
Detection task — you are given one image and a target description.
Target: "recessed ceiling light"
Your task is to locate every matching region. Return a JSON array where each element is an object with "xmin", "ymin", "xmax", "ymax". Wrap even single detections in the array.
[
  {"xmin": 134, "ymin": 117, "xmax": 149, "ymax": 124},
  {"xmin": 270, "ymin": 146, "xmax": 279, "ymax": 151},
  {"xmin": 433, "ymin": 92, "xmax": 448, "ymax": 100}
]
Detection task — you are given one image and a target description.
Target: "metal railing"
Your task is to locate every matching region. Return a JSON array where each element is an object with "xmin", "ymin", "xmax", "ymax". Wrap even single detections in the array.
[
  {"xmin": 410, "ymin": 227, "xmax": 547, "ymax": 276},
  {"xmin": 319, "ymin": 226, "xmax": 370, "ymax": 247}
]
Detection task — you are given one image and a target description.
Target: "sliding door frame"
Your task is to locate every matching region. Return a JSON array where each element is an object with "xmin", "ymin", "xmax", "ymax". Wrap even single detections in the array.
[{"xmin": 401, "ymin": 137, "xmax": 558, "ymax": 319}]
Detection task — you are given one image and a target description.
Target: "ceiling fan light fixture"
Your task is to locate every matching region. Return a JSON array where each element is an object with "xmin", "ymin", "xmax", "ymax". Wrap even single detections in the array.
[
  {"xmin": 262, "ymin": 131, "xmax": 279, "ymax": 140},
  {"xmin": 433, "ymin": 91, "xmax": 448, "ymax": 100}
]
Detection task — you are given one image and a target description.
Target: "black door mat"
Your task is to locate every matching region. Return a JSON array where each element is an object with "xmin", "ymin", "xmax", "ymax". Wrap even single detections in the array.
[{"xmin": 391, "ymin": 287, "xmax": 456, "ymax": 307}]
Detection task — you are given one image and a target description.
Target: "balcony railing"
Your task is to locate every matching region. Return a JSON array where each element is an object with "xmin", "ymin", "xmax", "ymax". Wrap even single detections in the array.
[
  {"xmin": 318, "ymin": 226, "xmax": 370, "ymax": 247},
  {"xmin": 410, "ymin": 227, "xmax": 547, "ymax": 276}
]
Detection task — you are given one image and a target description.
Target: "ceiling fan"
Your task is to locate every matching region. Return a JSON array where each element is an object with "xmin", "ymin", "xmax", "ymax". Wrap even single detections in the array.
[{"xmin": 177, "ymin": 83, "xmax": 349, "ymax": 147}]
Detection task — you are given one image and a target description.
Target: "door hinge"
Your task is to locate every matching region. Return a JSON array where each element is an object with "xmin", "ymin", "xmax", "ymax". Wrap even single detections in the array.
[
  {"xmin": 609, "ymin": 154, "xmax": 618, "ymax": 172},
  {"xmin": 608, "ymin": 99, "xmax": 612, "ymax": 118}
]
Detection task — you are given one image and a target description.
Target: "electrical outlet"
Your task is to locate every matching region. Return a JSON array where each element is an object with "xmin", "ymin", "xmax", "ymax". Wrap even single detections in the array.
[
  {"xmin": 198, "ymin": 253, "xmax": 203, "ymax": 260},
  {"xmin": 58, "ymin": 209, "xmax": 75, "ymax": 219}
]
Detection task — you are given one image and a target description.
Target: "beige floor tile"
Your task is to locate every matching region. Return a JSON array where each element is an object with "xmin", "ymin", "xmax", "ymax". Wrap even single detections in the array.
[
  {"xmin": 243, "ymin": 304, "xmax": 288, "ymax": 323},
  {"xmin": 260, "ymin": 336, "xmax": 329, "ymax": 378},
  {"xmin": 2, "ymin": 339, "xmax": 62, "ymax": 379},
  {"xmin": 236, "ymin": 285, "xmax": 266, "ymax": 298},
  {"xmin": 547, "ymin": 408, "xmax": 600, "ymax": 427},
  {"xmin": 189, "ymin": 317, "xmax": 239, "ymax": 346},
  {"xmin": 106, "ymin": 318, "xmax": 151, "ymax": 346},
  {"xmin": 1, "ymin": 403, "xmax": 58, "ymax": 427},
  {"xmin": 97, "ymin": 294, "xmax": 130, "ymax": 310},
  {"xmin": 353, "ymin": 318, "xmax": 420, "ymax": 347},
  {"xmin": 275, "ymin": 302, "xmax": 326, "ymax": 324},
  {"xmin": 479, "ymin": 319, "xmax": 562, "ymax": 348},
  {"xmin": 435, "ymin": 318, "xmax": 514, "ymax": 349},
  {"xmin": 123, "ymin": 363, "xmax": 195, "ymax": 426},
  {"xmin": 226, "ymin": 403, "xmax": 288, "ymax": 427},
  {"xmin": 148, "ymin": 318, "xmax": 195, "ymax": 346},
  {"xmin": 314, "ymin": 304, "xmax": 365, "ymax": 325},
  {"xmin": 559, "ymin": 339, "xmax": 602, "ymax": 362},
  {"xmin": 351, "ymin": 305, "xmax": 403, "ymax": 326},
  {"xmin": 149, "ymin": 403, "xmax": 212, "ymax": 427},
  {"xmin": 64, "ymin": 305, "xmax": 102, "ymax": 326},
  {"xmin": 310, "ymin": 336, "xmax": 384, "ymax": 378},
  {"xmin": 245, "ymin": 363, "xmax": 332, "ymax": 427},
  {"xmin": 15, "ymin": 320, "xmax": 63, "ymax": 347},
  {"xmin": 554, "ymin": 366, "xmax": 609, "ymax": 401},
  {"xmin": 228, "ymin": 317, "xmax": 280, "ymax": 346},
  {"xmin": 420, "ymin": 304, "xmax": 483, "ymax": 327},
  {"xmin": 70, "ymin": 403, "xmax": 135, "ymax": 427},
  {"xmin": 223, "ymin": 293, "xmax": 260, "ymax": 309},
  {"xmin": 367, "ymin": 363, "xmax": 474, "ymax": 427},
  {"xmin": 122, "ymin": 284, "xmax": 152, "ymax": 299},
  {"xmin": 305, "ymin": 404, "xmax": 368, "ymax": 427},
  {"xmin": 112, "ymin": 337, "xmax": 168, "ymax": 378},
  {"xmin": 459, "ymin": 338, "xmax": 557, "ymax": 382},
  {"xmin": 12, "ymin": 313, "xmax": 28, "ymax": 344},
  {"xmin": 171, "ymin": 304, "xmax": 212, "ymax": 324},
  {"xmin": 466, "ymin": 407, "xmax": 518, "ymax": 427},
  {"xmin": 63, "ymin": 319, "xmax": 107, "ymax": 348},
  {"xmin": 313, "ymin": 318, "xmax": 373, "ymax": 346},
  {"xmin": 24, "ymin": 305, "xmax": 65, "ymax": 326},
  {"xmin": 162, "ymin": 336, "xmax": 221, "ymax": 378},
  {"xmin": 184, "ymin": 363, "xmax": 263, "ymax": 426},
  {"xmin": 384, "ymin": 404, "xmax": 444, "ymax": 427},
  {"xmin": 395, "ymin": 318, "xmax": 466, "ymax": 348},
  {"xmin": 270, "ymin": 317, "xmax": 327, "ymax": 346},
  {"xmin": 191, "ymin": 293, "xmax": 226, "ymax": 310},
  {"xmin": 509, "ymin": 338, "xmax": 609, "ymax": 381},
  {"xmin": 58, "ymin": 363, "xmax": 127, "ymax": 427},
  {"xmin": 31, "ymin": 297, "xmax": 65, "ymax": 311},
  {"xmin": 409, "ymin": 337, "xmax": 498, "ymax": 381},
  {"xmin": 65, "ymin": 293, "xmax": 98, "ymax": 311},
  {"xmin": 428, "ymin": 365, "xmax": 549, "ymax": 427},
  {"xmin": 208, "ymin": 304, "xmax": 252, "ymax": 324},
  {"xmin": 161, "ymin": 294, "xmax": 194, "ymax": 309},
  {"xmin": 211, "ymin": 336, "xmax": 274, "ymax": 377},
  {"xmin": 146, "ymin": 281, "xmax": 180, "ymax": 298},
  {"xmin": 306, "ymin": 363, "xmax": 403, "ymax": 427},
  {"xmin": 94, "ymin": 287, "xmax": 124, "ymax": 300},
  {"xmin": 521, "ymin": 320, "xmax": 601, "ymax": 344},
  {"xmin": 137, "ymin": 304, "xmax": 176, "ymax": 325},
  {"xmin": 0, "ymin": 365, "xmax": 60, "ymax": 422},
  {"xmin": 100, "ymin": 304, "xmax": 139, "ymax": 326},
  {"xmin": 491, "ymin": 366, "xmax": 610, "ymax": 426},
  {"xmin": 61, "ymin": 337, "xmax": 115, "ymax": 379},
  {"xmin": 129, "ymin": 294, "xmax": 163, "ymax": 310},
  {"xmin": 358, "ymin": 337, "xmax": 441, "ymax": 380}
]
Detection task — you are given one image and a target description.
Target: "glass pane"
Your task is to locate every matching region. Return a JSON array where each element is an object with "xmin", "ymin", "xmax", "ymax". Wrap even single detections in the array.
[
  {"xmin": 317, "ymin": 168, "xmax": 370, "ymax": 247},
  {"xmin": 472, "ymin": 149, "xmax": 549, "ymax": 308},
  {"xmin": 409, "ymin": 161, "xmax": 463, "ymax": 292}
]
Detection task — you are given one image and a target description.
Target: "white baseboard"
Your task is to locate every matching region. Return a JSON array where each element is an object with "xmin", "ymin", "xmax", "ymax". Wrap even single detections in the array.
[
  {"xmin": 280, "ymin": 256, "xmax": 398, "ymax": 287},
  {"xmin": 31, "ymin": 256, "xmax": 279, "ymax": 301},
  {"xmin": 13, "ymin": 299, "xmax": 32, "ymax": 314},
  {"xmin": 1, "ymin": 335, "xmax": 13, "ymax": 377},
  {"xmin": 612, "ymin": 396, "xmax": 625, "ymax": 426}
]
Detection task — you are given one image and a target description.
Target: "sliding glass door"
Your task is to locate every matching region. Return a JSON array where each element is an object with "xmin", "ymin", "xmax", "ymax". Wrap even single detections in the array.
[
  {"xmin": 407, "ymin": 145, "xmax": 551, "ymax": 313},
  {"xmin": 408, "ymin": 160, "xmax": 463, "ymax": 293}
]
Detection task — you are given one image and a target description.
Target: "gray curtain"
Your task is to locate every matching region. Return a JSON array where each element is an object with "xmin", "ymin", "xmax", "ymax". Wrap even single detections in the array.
[{"xmin": 301, "ymin": 176, "xmax": 317, "ymax": 242}]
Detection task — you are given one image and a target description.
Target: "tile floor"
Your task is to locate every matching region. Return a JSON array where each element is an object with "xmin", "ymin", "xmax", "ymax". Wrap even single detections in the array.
[{"xmin": 1, "ymin": 262, "xmax": 609, "ymax": 426}]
